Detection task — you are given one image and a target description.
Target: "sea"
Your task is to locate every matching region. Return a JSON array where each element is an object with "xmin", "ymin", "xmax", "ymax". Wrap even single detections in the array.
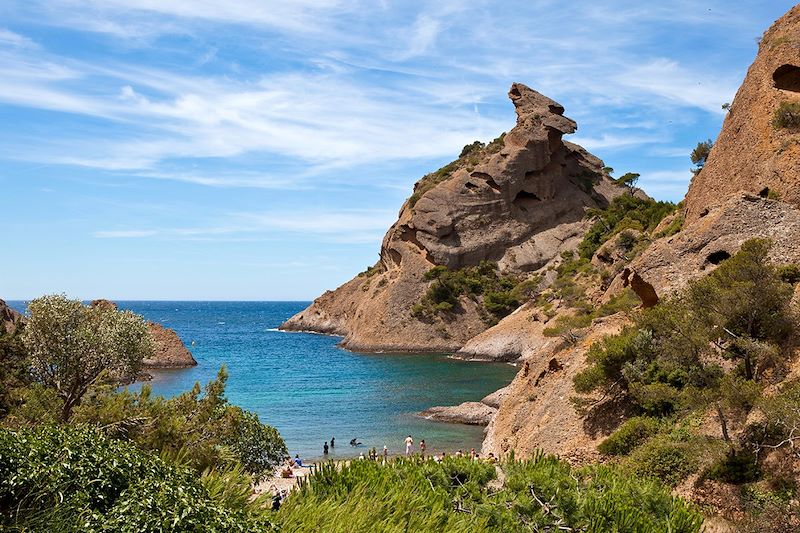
[{"xmin": 8, "ymin": 301, "xmax": 517, "ymax": 461}]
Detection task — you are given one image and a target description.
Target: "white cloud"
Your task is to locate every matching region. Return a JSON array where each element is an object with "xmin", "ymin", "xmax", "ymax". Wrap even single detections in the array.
[
  {"xmin": 0, "ymin": 28, "xmax": 37, "ymax": 48},
  {"xmin": 92, "ymin": 208, "xmax": 397, "ymax": 244}
]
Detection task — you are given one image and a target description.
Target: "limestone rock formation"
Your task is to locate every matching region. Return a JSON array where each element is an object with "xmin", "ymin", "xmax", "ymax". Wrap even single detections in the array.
[
  {"xmin": 142, "ymin": 321, "xmax": 198, "ymax": 369},
  {"xmin": 419, "ymin": 401, "xmax": 497, "ymax": 426},
  {"xmin": 281, "ymin": 83, "xmax": 626, "ymax": 351},
  {"xmin": 609, "ymin": 195, "xmax": 800, "ymax": 301},
  {"xmin": 0, "ymin": 299, "xmax": 22, "ymax": 334},
  {"xmin": 485, "ymin": 6, "xmax": 800, "ymax": 465},
  {"xmin": 90, "ymin": 299, "xmax": 197, "ymax": 369},
  {"xmin": 482, "ymin": 315, "xmax": 629, "ymax": 462},
  {"xmin": 684, "ymin": 5, "xmax": 800, "ymax": 225}
]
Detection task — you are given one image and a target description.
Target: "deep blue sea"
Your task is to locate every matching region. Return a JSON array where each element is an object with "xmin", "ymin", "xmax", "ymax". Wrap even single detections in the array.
[{"xmin": 8, "ymin": 301, "xmax": 516, "ymax": 461}]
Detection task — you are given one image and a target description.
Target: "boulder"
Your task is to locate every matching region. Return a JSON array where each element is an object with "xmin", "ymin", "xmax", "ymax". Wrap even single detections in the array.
[{"xmin": 142, "ymin": 321, "xmax": 197, "ymax": 369}]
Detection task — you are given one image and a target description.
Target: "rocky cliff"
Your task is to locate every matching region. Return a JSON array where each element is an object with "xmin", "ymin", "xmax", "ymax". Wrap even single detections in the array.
[
  {"xmin": 485, "ymin": 6, "xmax": 800, "ymax": 467},
  {"xmin": 684, "ymin": 5, "xmax": 800, "ymax": 225},
  {"xmin": 0, "ymin": 299, "xmax": 21, "ymax": 334},
  {"xmin": 281, "ymin": 83, "xmax": 626, "ymax": 351}
]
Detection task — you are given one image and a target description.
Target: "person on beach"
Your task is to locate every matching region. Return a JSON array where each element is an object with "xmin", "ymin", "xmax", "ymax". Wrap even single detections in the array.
[
  {"xmin": 420, "ymin": 439, "xmax": 426, "ymax": 458},
  {"xmin": 456, "ymin": 449, "xmax": 463, "ymax": 457},
  {"xmin": 330, "ymin": 436, "xmax": 335, "ymax": 447},
  {"xmin": 383, "ymin": 445, "xmax": 388, "ymax": 461},
  {"xmin": 323, "ymin": 442, "xmax": 329, "ymax": 455},
  {"xmin": 470, "ymin": 448, "xmax": 476, "ymax": 460},
  {"xmin": 359, "ymin": 452, "xmax": 365, "ymax": 460},
  {"xmin": 294, "ymin": 454, "xmax": 305, "ymax": 467},
  {"xmin": 405, "ymin": 435, "xmax": 413, "ymax": 456}
]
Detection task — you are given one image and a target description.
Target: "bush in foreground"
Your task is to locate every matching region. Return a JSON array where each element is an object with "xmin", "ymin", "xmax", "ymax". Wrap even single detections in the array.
[
  {"xmin": 0, "ymin": 425, "xmax": 276, "ymax": 532},
  {"xmin": 277, "ymin": 453, "xmax": 703, "ymax": 532}
]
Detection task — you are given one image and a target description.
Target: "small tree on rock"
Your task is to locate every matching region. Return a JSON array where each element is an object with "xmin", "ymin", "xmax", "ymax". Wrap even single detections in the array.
[
  {"xmin": 21, "ymin": 295, "xmax": 153, "ymax": 421},
  {"xmin": 615, "ymin": 172, "xmax": 640, "ymax": 195},
  {"xmin": 690, "ymin": 139, "xmax": 714, "ymax": 175}
]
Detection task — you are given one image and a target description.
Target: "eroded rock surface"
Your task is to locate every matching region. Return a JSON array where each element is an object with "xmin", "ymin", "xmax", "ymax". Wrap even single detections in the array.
[
  {"xmin": 281, "ymin": 83, "xmax": 625, "ymax": 352},
  {"xmin": 684, "ymin": 5, "xmax": 800, "ymax": 225},
  {"xmin": 419, "ymin": 402, "xmax": 497, "ymax": 426},
  {"xmin": 0, "ymin": 299, "xmax": 21, "ymax": 334},
  {"xmin": 608, "ymin": 195, "xmax": 800, "ymax": 301}
]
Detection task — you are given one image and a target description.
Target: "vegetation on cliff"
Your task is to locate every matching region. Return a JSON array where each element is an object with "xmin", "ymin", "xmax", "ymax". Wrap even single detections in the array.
[
  {"xmin": 412, "ymin": 261, "xmax": 538, "ymax": 323},
  {"xmin": 408, "ymin": 134, "xmax": 505, "ymax": 207},
  {"xmin": 572, "ymin": 239, "xmax": 800, "ymax": 529},
  {"xmin": 578, "ymin": 194, "xmax": 677, "ymax": 260}
]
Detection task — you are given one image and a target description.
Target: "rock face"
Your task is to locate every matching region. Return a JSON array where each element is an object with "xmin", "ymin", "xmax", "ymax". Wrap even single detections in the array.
[
  {"xmin": 485, "ymin": 6, "xmax": 800, "ymax": 464},
  {"xmin": 281, "ymin": 83, "xmax": 625, "ymax": 351},
  {"xmin": 684, "ymin": 6, "xmax": 800, "ymax": 226},
  {"xmin": 419, "ymin": 402, "xmax": 497, "ymax": 426},
  {"xmin": 0, "ymin": 299, "xmax": 22, "ymax": 334},
  {"xmin": 142, "ymin": 321, "xmax": 198, "ymax": 369},
  {"xmin": 483, "ymin": 316, "xmax": 629, "ymax": 463},
  {"xmin": 610, "ymin": 194, "xmax": 800, "ymax": 301},
  {"xmin": 90, "ymin": 300, "xmax": 197, "ymax": 369}
]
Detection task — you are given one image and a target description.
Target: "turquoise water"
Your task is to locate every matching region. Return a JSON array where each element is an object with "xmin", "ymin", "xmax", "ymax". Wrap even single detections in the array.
[{"xmin": 8, "ymin": 301, "xmax": 516, "ymax": 460}]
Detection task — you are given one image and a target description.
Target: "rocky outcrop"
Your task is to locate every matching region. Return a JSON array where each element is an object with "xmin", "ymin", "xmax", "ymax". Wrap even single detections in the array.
[
  {"xmin": 608, "ymin": 195, "xmax": 800, "ymax": 301},
  {"xmin": 0, "ymin": 299, "xmax": 22, "ymax": 334},
  {"xmin": 419, "ymin": 402, "xmax": 497, "ymax": 426},
  {"xmin": 90, "ymin": 299, "xmax": 197, "ymax": 369},
  {"xmin": 485, "ymin": 6, "xmax": 800, "ymax": 465},
  {"xmin": 143, "ymin": 321, "xmax": 198, "ymax": 369},
  {"xmin": 281, "ymin": 83, "xmax": 626, "ymax": 351},
  {"xmin": 684, "ymin": 6, "xmax": 800, "ymax": 225},
  {"xmin": 419, "ymin": 384, "xmax": 513, "ymax": 426}
]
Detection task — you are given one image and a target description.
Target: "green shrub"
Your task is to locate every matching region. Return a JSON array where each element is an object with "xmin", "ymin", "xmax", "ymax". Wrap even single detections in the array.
[
  {"xmin": 705, "ymin": 451, "xmax": 760, "ymax": 484},
  {"xmin": 413, "ymin": 261, "xmax": 531, "ymax": 321},
  {"xmin": 0, "ymin": 425, "xmax": 276, "ymax": 532},
  {"xmin": 773, "ymin": 101, "xmax": 800, "ymax": 129},
  {"xmin": 654, "ymin": 213, "xmax": 684, "ymax": 238},
  {"xmin": 690, "ymin": 139, "xmax": 713, "ymax": 173},
  {"xmin": 625, "ymin": 437, "xmax": 698, "ymax": 486},
  {"xmin": 579, "ymin": 195, "xmax": 676, "ymax": 259},
  {"xmin": 72, "ymin": 367, "xmax": 287, "ymax": 482},
  {"xmin": 777, "ymin": 264, "xmax": 800, "ymax": 284},
  {"xmin": 599, "ymin": 417, "xmax": 660, "ymax": 456}
]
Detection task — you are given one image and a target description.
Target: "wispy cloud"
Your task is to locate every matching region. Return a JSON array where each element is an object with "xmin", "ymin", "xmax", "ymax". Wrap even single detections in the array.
[{"xmin": 92, "ymin": 208, "xmax": 397, "ymax": 244}]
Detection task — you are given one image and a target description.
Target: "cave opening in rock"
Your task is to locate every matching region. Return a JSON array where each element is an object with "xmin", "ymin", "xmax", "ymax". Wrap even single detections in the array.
[
  {"xmin": 513, "ymin": 190, "xmax": 541, "ymax": 212},
  {"xmin": 706, "ymin": 250, "xmax": 731, "ymax": 265},
  {"xmin": 773, "ymin": 64, "xmax": 800, "ymax": 92},
  {"xmin": 759, "ymin": 187, "xmax": 770, "ymax": 198}
]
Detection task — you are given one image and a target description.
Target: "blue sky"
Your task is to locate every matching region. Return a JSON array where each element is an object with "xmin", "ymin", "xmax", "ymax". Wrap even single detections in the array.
[{"xmin": 0, "ymin": 1, "xmax": 794, "ymax": 300}]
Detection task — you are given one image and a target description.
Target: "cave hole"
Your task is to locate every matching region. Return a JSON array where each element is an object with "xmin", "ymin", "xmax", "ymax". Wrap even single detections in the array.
[
  {"xmin": 706, "ymin": 250, "xmax": 731, "ymax": 265},
  {"xmin": 759, "ymin": 187, "xmax": 770, "ymax": 198},
  {"xmin": 773, "ymin": 64, "xmax": 800, "ymax": 92},
  {"xmin": 463, "ymin": 181, "xmax": 479, "ymax": 193},
  {"xmin": 513, "ymin": 190, "xmax": 542, "ymax": 212}
]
